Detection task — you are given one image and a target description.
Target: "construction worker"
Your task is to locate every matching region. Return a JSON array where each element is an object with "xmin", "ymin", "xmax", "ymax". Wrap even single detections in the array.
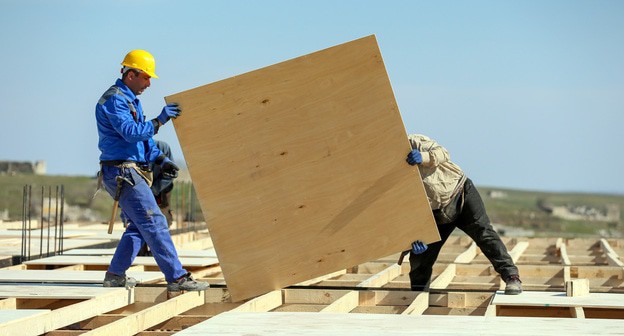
[
  {"xmin": 95, "ymin": 49, "xmax": 209, "ymax": 292},
  {"xmin": 405, "ymin": 134, "xmax": 522, "ymax": 295}
]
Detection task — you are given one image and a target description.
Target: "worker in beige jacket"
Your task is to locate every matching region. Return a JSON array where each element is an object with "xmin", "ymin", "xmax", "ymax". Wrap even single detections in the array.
[{"xmin": 406, "ymin": 134, "xmax": 522, "ymax": 295}]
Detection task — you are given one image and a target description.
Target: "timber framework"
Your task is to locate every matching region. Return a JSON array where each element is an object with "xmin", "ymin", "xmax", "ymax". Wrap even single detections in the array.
[{"xmin": 0, "ymin": 225, "xmax": 623, "ymax": 335}]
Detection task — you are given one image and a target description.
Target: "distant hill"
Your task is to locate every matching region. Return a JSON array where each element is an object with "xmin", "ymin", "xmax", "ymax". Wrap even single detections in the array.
[
  {"xmin": 478, "ymin": 186, "xmax": 623, "ymax": 238},
  {"xmin": 1, "ymin": 174, "xmax": 621, "ymax": 238}
]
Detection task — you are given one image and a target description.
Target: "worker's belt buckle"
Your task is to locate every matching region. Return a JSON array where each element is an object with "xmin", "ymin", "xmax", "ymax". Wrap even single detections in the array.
[{"xmin": 100, "ymin": 160, "xmax": 134, "ymax": 166}]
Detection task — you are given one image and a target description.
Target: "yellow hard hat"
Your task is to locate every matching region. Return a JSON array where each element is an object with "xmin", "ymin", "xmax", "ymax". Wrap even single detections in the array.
[{"xmin": 121, "ymin": 49, "xmax": 159, "ymax": 79}]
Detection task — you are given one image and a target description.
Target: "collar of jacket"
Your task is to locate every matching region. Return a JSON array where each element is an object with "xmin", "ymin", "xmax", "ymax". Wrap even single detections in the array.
[{"xmin": 114, "ymin": 78, "xmax": 139, "ymax": 104}]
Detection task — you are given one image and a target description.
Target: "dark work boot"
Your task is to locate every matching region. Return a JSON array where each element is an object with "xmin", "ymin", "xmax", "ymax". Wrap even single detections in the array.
[
  {"xmin": 103, "ymin": 272, "xmax": 137, "ymax": 288},
  {"xmin": 504, "ymin": 275, "xmax": 523, "ymax": 295},
  {"xmin": 167, "ymin": 272, "xmax": 210, "ymax": 292}
]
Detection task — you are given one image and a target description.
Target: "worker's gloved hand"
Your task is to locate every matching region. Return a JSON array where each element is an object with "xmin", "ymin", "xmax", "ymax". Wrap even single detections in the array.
[
  {"xmin": 156, "ymin": 155, "xmax": 179, "ymax": 179},
  {"xmin": 411, "ymin": 240, "xmax": 428, "ymax": 254},
  {"xmin": 157, "ymin": 103, "xmax": 181, "ymax": 125},
  {"xmin": 406, "ymin": 149, "xmax": 423, "ymax": 165}
]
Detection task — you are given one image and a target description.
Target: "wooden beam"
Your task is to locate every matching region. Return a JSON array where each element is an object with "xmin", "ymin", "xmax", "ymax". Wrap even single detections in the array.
[
  {"xmin": 570, "ymin": 307, "xmax": 585, "ymax": 318},
  {"xmin": 430, "ymin": 264, "xmax": 456, "ymax": 290},
  {"xmin": 557, "ymin": 238, "xmax": 572, "ymax": 266},
  {"xmin": 566, "ymin": 279, "xmax": 590, "ymax": 297},
  {"xmin": 230, "ymin": 290, "xmax": 283, "ymax": 312},
  {"xmin": 283, "ymin": 289, "xmax": 351, "ymax": 305},
  {"xmin": 447, "ymin": 292, "xmax": 466, "ymax": 308},
  {"xmin": 357, "ymin": 264, "xmax": 401, "ymax": 288},
  {"xmin": 454, "ymin": 242, "xmax": 477, "ymax": 264},
  {"xmin": 509, "ymin": 241, "xmax": 529, "ymax": 264},
  {"xmin": 484, "ymin": 303, "xmax": 497, "ymax": 317},
  {"xmin": 295, "ymin": 270, "xmax": 346, "ymax": 286},
  {"xmin": 0, "ymin": 298, "xmax": 17, "ymax": 309},
  {"xmin": 320, "ymin": 291, "xmax": 359, "ymax": 313},
  {"xmin": 0, "ymin": 287, "xmax": 132, "ymax": 336},
  {"xmin": 600, "ymin": 239, "xmax": 624, "ymax": 267},
  {"xmin": 492, "ymin": 290, "xmax": 624, "ymax": 309},
  {"xmin": 82, "ymin": 291, "xmax": 204, "ymax": 335},
  {"xmin": 401, "ymin": 292, "xmax": 428, "ymax": 315}
]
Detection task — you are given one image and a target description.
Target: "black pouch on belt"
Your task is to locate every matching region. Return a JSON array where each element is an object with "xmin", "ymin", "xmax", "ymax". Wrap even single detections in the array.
[{"xmin": 133, "ymin": 164, "xmax": 154, "ymax": 187}]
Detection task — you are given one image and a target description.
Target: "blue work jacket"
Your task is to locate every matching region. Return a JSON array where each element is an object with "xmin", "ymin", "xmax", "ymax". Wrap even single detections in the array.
[{"xmin": 96, "ymin": 79, "xmax": 161, "ymax": 163}]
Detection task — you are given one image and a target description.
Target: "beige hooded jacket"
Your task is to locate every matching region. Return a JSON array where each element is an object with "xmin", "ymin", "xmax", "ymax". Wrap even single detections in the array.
[{"xmin": 408, "ymin": 134, "xmax": 466, "ymax": 210}]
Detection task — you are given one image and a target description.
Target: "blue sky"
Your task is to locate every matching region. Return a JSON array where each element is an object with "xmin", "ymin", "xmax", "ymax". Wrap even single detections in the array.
[{"xmin": 1, "ymin": 1, "xmax": 622, "ymax": 194}]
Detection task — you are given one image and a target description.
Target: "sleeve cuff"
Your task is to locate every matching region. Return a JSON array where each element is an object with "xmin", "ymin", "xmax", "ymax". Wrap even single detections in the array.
[{"xmin": 151, "ymin": 119, "xmax": 161, "ymax": 134}]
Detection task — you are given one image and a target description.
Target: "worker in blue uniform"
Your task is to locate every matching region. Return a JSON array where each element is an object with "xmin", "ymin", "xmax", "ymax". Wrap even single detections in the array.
[{"xmin": 95, "ymin": 49, "xmax": 208, "ymax": 292}]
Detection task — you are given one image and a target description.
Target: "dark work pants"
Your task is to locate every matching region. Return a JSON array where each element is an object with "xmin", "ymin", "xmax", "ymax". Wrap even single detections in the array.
[{"xmin": 409, "ymin": 178, "xmax": 519, "ymax": 290}]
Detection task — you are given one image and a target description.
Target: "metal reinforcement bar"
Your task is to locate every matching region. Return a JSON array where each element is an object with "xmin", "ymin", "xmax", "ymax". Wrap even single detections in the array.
[{"xmin": 20, "ymin": 184, "xmax": 65, "ymax": 262}]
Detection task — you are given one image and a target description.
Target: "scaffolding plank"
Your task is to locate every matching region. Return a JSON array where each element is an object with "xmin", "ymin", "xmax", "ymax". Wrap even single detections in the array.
[{"xmin": 166, "ymin": 35, "xmax": 437, "ymax": 301}]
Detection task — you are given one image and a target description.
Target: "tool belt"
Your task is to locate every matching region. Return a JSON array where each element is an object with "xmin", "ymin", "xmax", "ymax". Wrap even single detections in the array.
[{"xmin": 99, "ymin": 160, "xmax": 154, "ymax": 187}]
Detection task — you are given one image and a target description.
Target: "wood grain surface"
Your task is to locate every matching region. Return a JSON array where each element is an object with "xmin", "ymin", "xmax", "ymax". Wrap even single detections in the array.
[{"xmin": 167, "ymin": 35, "xmax": 438, "ymax": 301}]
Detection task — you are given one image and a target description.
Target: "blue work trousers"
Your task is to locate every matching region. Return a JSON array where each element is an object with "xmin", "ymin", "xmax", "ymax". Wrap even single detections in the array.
[{"xmin": 102, "ymin": 165, "xmax": 187, "ymax": 283}]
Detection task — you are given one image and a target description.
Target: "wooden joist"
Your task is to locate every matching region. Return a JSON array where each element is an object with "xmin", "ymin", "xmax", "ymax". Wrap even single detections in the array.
[
  {"xmin": 83, "ymin": 291, "xmax": 205, "ymax": 335},
  {"xmin": 0, "ymin": 236, "xmax": 623, "ymax": 333},
  {"xmin": 0, "ymin": 286, "xmax": 132, "ymax": 336}
]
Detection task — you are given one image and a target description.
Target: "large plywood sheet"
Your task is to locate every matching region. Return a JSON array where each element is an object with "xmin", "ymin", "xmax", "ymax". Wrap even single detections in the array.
[{"xmin": 166, "ymin": 35, "xmax": 438, "ymax": 301}]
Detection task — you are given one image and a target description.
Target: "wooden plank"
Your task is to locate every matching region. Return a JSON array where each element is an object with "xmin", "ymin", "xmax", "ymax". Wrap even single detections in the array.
[
  {"xmin": 600, "ymin": 239, "xmax": 624, "ymax": 267},
  {"xmin": 566, "ymin": 279, "xmax": 590, "ymax": 297},
  {"xmin": 401, "ymin": 292, "xmax": 428, "ymax": 315},
  {"xmin": 0, "ymin": 309, "xmax": 49, "ymax": 323},
  {"xmin": 571, "ymin": 307, "xmax": 585, "ymax": 318},
  {"xmin": 357, "ymin": 264, "xmax": 401, "ymax": 288},
  {"xmin": 509, "ymin": 241, "xmax": 529, "ymax": 264},
  {"xmin": 64, "ymin": 248, "xmax": 218, "ymax": 258},
  {"xmin": 557, "ymin": 238, "xmax": 572, "ymax": 266},
  {"xmin": 0, "ymin": 298, "xmax": 17, "ymax": 309},
  {"xmin": 23, "ymin": 255, "xmax": 217, "ymax": 268},
  {"xmin": 0, "ymin": 285, "xmax": 128, "ymax": 300},
  {"xmin": 454, "ymin": 242, "xmax": 477, "ymax": 264},
  {"xmin": 174, "ymin": 312, "xmax": 624, "ymax": 335},
  {"xmin": 0, "ymin": 287, "xmax": 132, "ymax": 336},
  {"xmin": 429, "ymin": 292, "xmax": 493, "ymax": 308},
  {"xmin": 320, "ymin": 291, "xmax": 359, "ymax": 313},
  {"xmin": 283, "ymin": 289, "xmax": 351, "ymax": 305},
  {"xmin": 430, "ymin": 264, "xmax": 456, "ymax": 289},
  {"xmin": 230, "ymin": 290, "xmax": 283, "ymax": 312},
  {"xmin": 364, "ymin": 291, "xmax": 419, "ymax": 306},
  {"xmin": 447, "ymin": 292, "xmax": 466, "ymax": 308},
  {"xmin": 166, "ymin": 35, "xmax": 438, "ymax": 301},
  {"xmin": 294, "ymin": 269, "xmax": 346, "ymax": 286},
  {"xmin": 492, "ymin": 290, "xmax": 624, "ymax": 309},
  {"xmin": 484, "ymin": 304, "xmax": 497, "ymax": 317},
  {"xmin": 82, "ymin": 291, "xmax": 204, "ymax": 335},
  {"xmin": 0, "ymin": 270, "xmax": 163, "ymax": 284},
  {"xmin": 0, "ymin": 238, "xmax": 115, "ymax": 257}
]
